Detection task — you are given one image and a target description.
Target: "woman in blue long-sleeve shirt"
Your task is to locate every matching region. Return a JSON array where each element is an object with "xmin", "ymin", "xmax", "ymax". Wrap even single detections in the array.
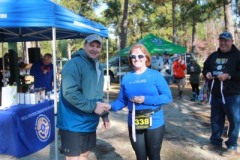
[{"xmin": 106, "ymin": 44, "xmax": 172, "ymax": 160}]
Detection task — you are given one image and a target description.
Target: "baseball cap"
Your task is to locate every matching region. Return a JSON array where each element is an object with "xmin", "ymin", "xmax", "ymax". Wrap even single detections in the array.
[
  {"xmin": 218, "ymin": 32, "xmax": 233, "ymax": 40},
  {"xmin": 84, "ymin": 34, "xmax": 103, "ymax": 45},
  {"xmin": 172, "ymin": 54, "xmax": 180, "ymax": 61},
  {"xmin": 173, "ymin": 54, "xmax": 180, "ymax": 58},
  {"xmin": 163, "ymin": 52, "xmax": 169, "ymax": 55}
]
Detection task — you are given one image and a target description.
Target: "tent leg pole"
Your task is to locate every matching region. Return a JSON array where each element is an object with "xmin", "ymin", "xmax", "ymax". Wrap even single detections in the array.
[
  {"xmin": 54, "ymin": 115, "xmax": 58, "ymax": 160},
  {"xmin": 52, "ymin": 27, "xmax": 59, "ymax": 160}
]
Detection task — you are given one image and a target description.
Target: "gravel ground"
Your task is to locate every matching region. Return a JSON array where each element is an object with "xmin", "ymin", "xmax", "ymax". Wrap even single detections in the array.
[{"xmin": 1, "ymin": 83, "xmax": 240, "ymax": 160}]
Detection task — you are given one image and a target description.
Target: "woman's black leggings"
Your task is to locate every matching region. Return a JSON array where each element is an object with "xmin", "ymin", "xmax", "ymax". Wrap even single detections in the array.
[{"xmin": 128, "ymin": 125, "xmax": 165, "ymax": 160}]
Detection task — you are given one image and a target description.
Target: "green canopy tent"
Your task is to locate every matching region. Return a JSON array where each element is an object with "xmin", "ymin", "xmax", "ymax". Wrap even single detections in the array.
[{"xmin": 119, "ymin": 33, "xmax": 186, "ymax": 56}]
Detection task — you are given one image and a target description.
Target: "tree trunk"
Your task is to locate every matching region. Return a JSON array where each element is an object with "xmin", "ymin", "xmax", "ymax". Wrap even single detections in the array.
[
  {"xmin": 191, "ymin": 18, "xmax": 197, "ymax": 53},
  {"xmin": 116, "ymin": 22, "xmax": 121, "ymax": 52},
  {"xmin": 115, "ymin": 0, "xmax": 121, "ymax": 52},
  {"xmin": 223, "ymin": 0, "xmax": 235, "ymax": 40},
  {"xmin": 235, "ymin": 0, "xmax": 239, "ymax": 16},
  {"xmin": 120, "ymin": 0, "xmax": 129, "ymax": 49},
  {"xmin": 172, "ymin": 0, "xmax": 178, "ymax": 44}
]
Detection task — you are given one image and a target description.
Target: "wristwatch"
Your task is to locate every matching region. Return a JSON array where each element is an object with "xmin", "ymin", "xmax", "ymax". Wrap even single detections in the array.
[{"xmin": 228, "ymin": 75, "xmax": 231, "ymax": 80}]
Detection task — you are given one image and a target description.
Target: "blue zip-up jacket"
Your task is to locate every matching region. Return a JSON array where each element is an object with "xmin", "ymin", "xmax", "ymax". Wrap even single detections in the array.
[{"xmin": 57, "ymin": 49, "xmax": 104, "ymax": 132}]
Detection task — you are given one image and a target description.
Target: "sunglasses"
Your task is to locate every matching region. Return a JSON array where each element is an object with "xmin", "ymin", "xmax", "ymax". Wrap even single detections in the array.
[{"xmin": 129, "ymin": 54, "xmax": 145, "ymax": 59}]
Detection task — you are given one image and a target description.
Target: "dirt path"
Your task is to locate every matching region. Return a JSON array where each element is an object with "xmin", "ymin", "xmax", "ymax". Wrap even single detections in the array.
[
  {"xmin": 93, "ymin": 83, "xmax": 240, "ymax": 160},
  {"xmin": 1, "ymin": 83, "xmax": 239, "ymax": 160}
]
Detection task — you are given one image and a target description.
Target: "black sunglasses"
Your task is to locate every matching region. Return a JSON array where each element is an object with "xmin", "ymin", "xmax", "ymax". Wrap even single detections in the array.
[{"xmin": 129, "ymin": 54, "xmax": 145, "ymax": 59}]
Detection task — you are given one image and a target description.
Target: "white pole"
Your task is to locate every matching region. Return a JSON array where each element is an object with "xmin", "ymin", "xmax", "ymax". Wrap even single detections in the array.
[
  {"xmin": 106, "ymin": 39, "xmax": 109, "ymax": 103},
  {"xmin": 51, "ymin": 27, "xmax": 58, "ymax": 160}
]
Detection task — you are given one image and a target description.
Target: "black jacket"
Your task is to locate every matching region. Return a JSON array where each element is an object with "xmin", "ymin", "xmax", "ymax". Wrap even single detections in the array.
[
  {"xmin": 202, "ymin": 45, "xmax": 240, "ymax": 97},
  {"xmin": 187, "ymin": 62, "xmax": 201, "ymax": 84}
]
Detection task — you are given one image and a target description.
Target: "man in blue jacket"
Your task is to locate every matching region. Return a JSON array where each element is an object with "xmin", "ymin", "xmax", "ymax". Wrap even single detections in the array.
[{"xmin": 57, "ymin": 34, "xmax": 110, "ymax": 160}]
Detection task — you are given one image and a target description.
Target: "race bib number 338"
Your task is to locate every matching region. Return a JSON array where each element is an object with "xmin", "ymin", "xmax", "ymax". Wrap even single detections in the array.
[{"xmin": 135, "ymin": 115, "xmax": 152, "ymax": 129}]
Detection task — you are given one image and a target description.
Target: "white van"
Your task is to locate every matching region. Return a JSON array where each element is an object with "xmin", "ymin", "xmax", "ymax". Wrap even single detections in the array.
[{"xmin": 102, "ymin": 56, "xmax": 130, "ymax": 82}]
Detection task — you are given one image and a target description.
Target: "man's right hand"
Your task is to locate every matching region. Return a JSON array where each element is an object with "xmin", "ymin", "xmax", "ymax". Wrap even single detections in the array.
[{"xmin": 94, "ymin": 102, "xmax": 111, "ymax": 115}]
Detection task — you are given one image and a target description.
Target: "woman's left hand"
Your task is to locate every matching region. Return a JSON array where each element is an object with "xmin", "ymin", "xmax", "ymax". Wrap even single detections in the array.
[{"xmin": 132, "ymin": 96, "xmax": 145, "ymax": 104}]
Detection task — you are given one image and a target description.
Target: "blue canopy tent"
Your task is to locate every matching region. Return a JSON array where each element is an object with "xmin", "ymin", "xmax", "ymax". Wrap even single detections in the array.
[
  {"xmin": 0, "ymin": 0, "xmax": 108, "ymax": 42},
  {"xmin": 0, "ymin": 0, "xmax": 108, "ymax": 159}
]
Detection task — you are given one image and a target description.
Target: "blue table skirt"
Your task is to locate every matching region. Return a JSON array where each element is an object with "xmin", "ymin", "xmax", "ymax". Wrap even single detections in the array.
[{"xmin": 0, "ymin": 100, "xmax": 54, "ymax": 158}]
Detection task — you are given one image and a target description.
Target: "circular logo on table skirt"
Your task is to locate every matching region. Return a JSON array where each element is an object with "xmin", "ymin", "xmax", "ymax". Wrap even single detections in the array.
[{"xmin": 35, "ymin": 114, "xmax": 51, "ymax": 142}]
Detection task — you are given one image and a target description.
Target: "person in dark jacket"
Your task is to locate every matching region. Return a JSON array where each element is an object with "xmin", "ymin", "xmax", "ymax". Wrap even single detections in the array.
[
  {"xmin": 187, "ymin": 59, "xmax": 201, "ymax": 101},
  {"xmin": 57, "ymin": 34, "xmax": 110, "ymax": 160},
  {"xmin": 0, "ymin": 53, "xmax": 10, "ymax": 89},
  {"xmin": 201, "ymin": 31, "xmax": 240, "ymax": 157}
]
